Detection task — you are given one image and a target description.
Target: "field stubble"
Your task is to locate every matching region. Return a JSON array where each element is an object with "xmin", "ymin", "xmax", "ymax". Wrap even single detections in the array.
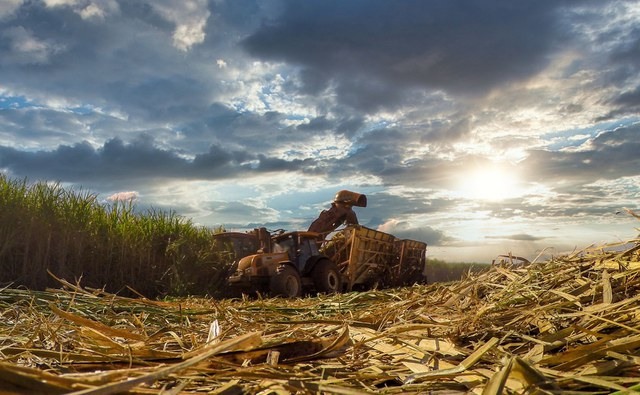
[{"xmin": 1, "ymin": 231, "xmax": 640, "ymax": 394}]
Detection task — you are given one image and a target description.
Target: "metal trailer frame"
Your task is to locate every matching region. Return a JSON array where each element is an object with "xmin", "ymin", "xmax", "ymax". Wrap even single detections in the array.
[
  {"xmin": 392, "ymin": 239, "xmax": 428, "ymax": 286},
  {"xmin": 323, "ymin": 225, "xmax": 426, "ymax": 291}
]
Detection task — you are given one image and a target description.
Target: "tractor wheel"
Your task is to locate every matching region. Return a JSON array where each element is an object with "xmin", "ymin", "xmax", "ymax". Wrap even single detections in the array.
[
  {"xmin": 270, "ymin": 265, "xmax": 302, "ymax": 297},
  {"xmin": 312, "ymin": 259, "xmax": 342, "ymax": 293}
]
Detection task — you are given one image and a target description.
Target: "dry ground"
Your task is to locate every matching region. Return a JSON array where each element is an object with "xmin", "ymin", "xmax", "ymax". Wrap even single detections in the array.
[{"xmin": 1, "ymin": 237, "xmax": 640, "ymax": 394}]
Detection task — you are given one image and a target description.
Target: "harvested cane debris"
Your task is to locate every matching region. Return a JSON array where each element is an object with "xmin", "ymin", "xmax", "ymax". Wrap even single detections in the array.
[{"xmin": 1, "ymin": 235, "xmax": 640, "ymax": 394}]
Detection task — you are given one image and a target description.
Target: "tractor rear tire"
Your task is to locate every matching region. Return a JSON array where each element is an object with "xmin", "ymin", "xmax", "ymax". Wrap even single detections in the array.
[
  {"xmin": 270, "ymin": 265, "xmax": 302, "ymax": 297},
  {"xmin": 312, "ymin": 259, "xmax": 342, "ymax": 293}
]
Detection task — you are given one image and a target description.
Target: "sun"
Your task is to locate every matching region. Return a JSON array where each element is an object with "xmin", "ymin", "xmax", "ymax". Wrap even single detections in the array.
[{"xmin": 455, "ymin": 165, "xmax": 524, "ymax": 201}]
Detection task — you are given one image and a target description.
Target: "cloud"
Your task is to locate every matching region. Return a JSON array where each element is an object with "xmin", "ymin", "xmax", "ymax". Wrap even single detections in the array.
[
  {"xmin": 1, "ymin": 26, "xmax": 63, "ymax": 65},
  {"xmin": 0, "ymin": 1, "xmax": 224, "ymax": 122},
  {"xmin": 106, "ymin": 191, "xmax": 138, "ymax": 202},
  {"xmin": 150, "ymin": 0, "xmax": 210, "ymax": 51},
  {"xmin": 200, "ymin": 200, "xmax": 281, "ymax": 228},
  {"xmin": 337, "ymin": 122, "xmax": 638, "ymax": 212},
  {"xmin": 0, "ymin": 0, "xmax": 23, "ymax": 20},
  {"xmin": 522, "ymin": 123, "xmax": 640, "ymax": 186},
  {"xmin": 600, "ymin": 86, "xmax": 640, "ymax": 120},
  {"xmin": 421, "ymin": 116, "xmax": 473, "ymax": 144},
  {"xmin": 243, "ymin": 1, "xmax": 581, "ymax": 110},
  {"xmin": 0, "ymin": 135, "xmax": 315, "ymax": 187},
  {"xmin": 377, "ymin": 219, "xmax": 449, "ymax": 245},
  {"xmin": 1, "ymin": 0, "xmax": 640, "ymax": 263},
  {"xmin": 614, "ymin": 88, "xmax": 640, "ymax": 109},
  {"xmin": 485, "ymin": 234, "xmax": 547, "ymax": 241},
  {"xmin": 42, "ymin": 0, "xmax": 121, "ymax": 21}
]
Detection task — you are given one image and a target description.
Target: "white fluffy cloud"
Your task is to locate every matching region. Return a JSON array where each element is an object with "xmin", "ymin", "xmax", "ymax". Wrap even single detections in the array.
[
  {"xmin": 150, "ymin": 0, "xmax": 210, "ymax": 51},
  {"xmin": 43, "ymin": 0, "xmax": 120, "ymax": 20}
]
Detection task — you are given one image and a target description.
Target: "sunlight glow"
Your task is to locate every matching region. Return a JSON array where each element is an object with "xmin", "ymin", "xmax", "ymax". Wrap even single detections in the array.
[{"xmin": 455, "ymin": 165, "xmax": 525, "ymax": 201}]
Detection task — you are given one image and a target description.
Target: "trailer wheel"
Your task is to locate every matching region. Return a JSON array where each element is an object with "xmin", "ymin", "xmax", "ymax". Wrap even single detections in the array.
[
  {"xmin": 270, "ymin": 265, "xmax": 302, "ymax": 297},
  {"xmin": 312, "ymin": 259, "xmax": 342, "ymax": 293}
]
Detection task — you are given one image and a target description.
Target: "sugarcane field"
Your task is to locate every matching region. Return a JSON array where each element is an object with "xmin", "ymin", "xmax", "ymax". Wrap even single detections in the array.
[
  {"xmin": 5, "ymin": 2, "xmax": 640, "ymax": 394},
  {"xmin": 2, "ymin": 177, "xmax": 640, "ymax": 394},
  {"xmin": 2, "ymin": 231, "xmax": 640, "ymax": 394}
]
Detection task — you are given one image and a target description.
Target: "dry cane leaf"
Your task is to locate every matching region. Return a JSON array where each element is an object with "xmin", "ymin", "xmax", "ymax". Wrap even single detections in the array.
[
  {"xmin": 50, "ymin": 304, "xmax": 146, "ymax": 341},
  {"xmin": 66, "ymin": 332, "xmax": 262, "ymax": 395}
]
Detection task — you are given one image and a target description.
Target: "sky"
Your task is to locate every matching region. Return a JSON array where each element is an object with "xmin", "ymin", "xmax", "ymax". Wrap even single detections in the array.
[{"xmin": 1, "ymin": 0, "xmax": 640, "ymax": 263}]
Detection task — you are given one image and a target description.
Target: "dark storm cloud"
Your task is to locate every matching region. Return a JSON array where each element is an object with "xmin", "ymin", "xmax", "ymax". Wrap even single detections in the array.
[
  {"xmin": 243, "ymin": 0, "xmax": 580, "ymax": 110},
  {"xmin": 178, "ymin": 107, "xmax": 366, "ymax": 156},
  {"xmin": 0, "ymin": 137, "xmax": 186, "ymax": 182},
  {"xmin": 0, "ymin": 1, "xmax": 221, "ymax": 122},
  {"xmin": 600, "ymin": 87, "xmax": 640, "ymax": 120},
  {"xmin": 251, "ymin": 154, "xmax": 312, "ymax": 172},
  {"xmin": 347, "ymin": 138, "xmax": 404, "ymax": 176},
  {"xmin": 332, "ymin": 76, "xmax": 413, "ymax": 113},
  {"xmin": 325, "ymin": 128, "xmax": 472, "ymax": 189},
  {"xmin": 203, "ymin": 110, "xmax": 289, "ymax": 142},
  {"xmin": 0, "ymin": 136, "xmax": 312, "ymax": 184},
  {"xmin": 522, "ymin": 123, "xmax": 640, "ymax": 185},
  {"xmin": 606, "ymin": 25, "xmax": 640, "ymax": 81},
  {"xmin": 421, "ymin": 116, "xmax": 473, "ymax": 143},
  {"xmin": 589, "ymin": 15, "xmax": 640, "ymax": 120},
  {"xmin": 174, "ymin": 103, "xmax": 247, "ymax": 151},
  {"xmin": 295, "ymin": 115, "xmax": 366, "ymax": 138},
  {"xmin": 327, "ymin": 127, "xmax": 434, "ymax": 181},
  {"xmin": 0, "ymin": 107, "xmax": 90, "ymax": 144},
  {"xmin": 191, "ymin": 144, "xmax": 250, "ymax": 172},
  {"xmin": 614, "ymin": 88, "xmax": 640, "ymax": 109}
]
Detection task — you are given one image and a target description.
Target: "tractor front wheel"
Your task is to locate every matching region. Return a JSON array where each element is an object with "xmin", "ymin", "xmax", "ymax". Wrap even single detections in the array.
[{"xmin": 270, "ymin": 265, "xmax": 302, "ymax": 297}]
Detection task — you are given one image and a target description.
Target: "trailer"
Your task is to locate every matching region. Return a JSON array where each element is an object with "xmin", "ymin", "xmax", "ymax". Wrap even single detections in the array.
[
  {"xmin": 321, "ymin": 225, "xmax": 427, "ymax": 291},
  {"xmin": 227, "ymin": 225, "xmax": 427, "ymax": 297}
]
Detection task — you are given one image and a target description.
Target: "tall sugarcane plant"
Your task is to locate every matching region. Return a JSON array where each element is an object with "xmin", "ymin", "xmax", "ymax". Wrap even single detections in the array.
[{"xmin": 0, "ymin": 175, "xmax": 233, "ymax": 297}]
